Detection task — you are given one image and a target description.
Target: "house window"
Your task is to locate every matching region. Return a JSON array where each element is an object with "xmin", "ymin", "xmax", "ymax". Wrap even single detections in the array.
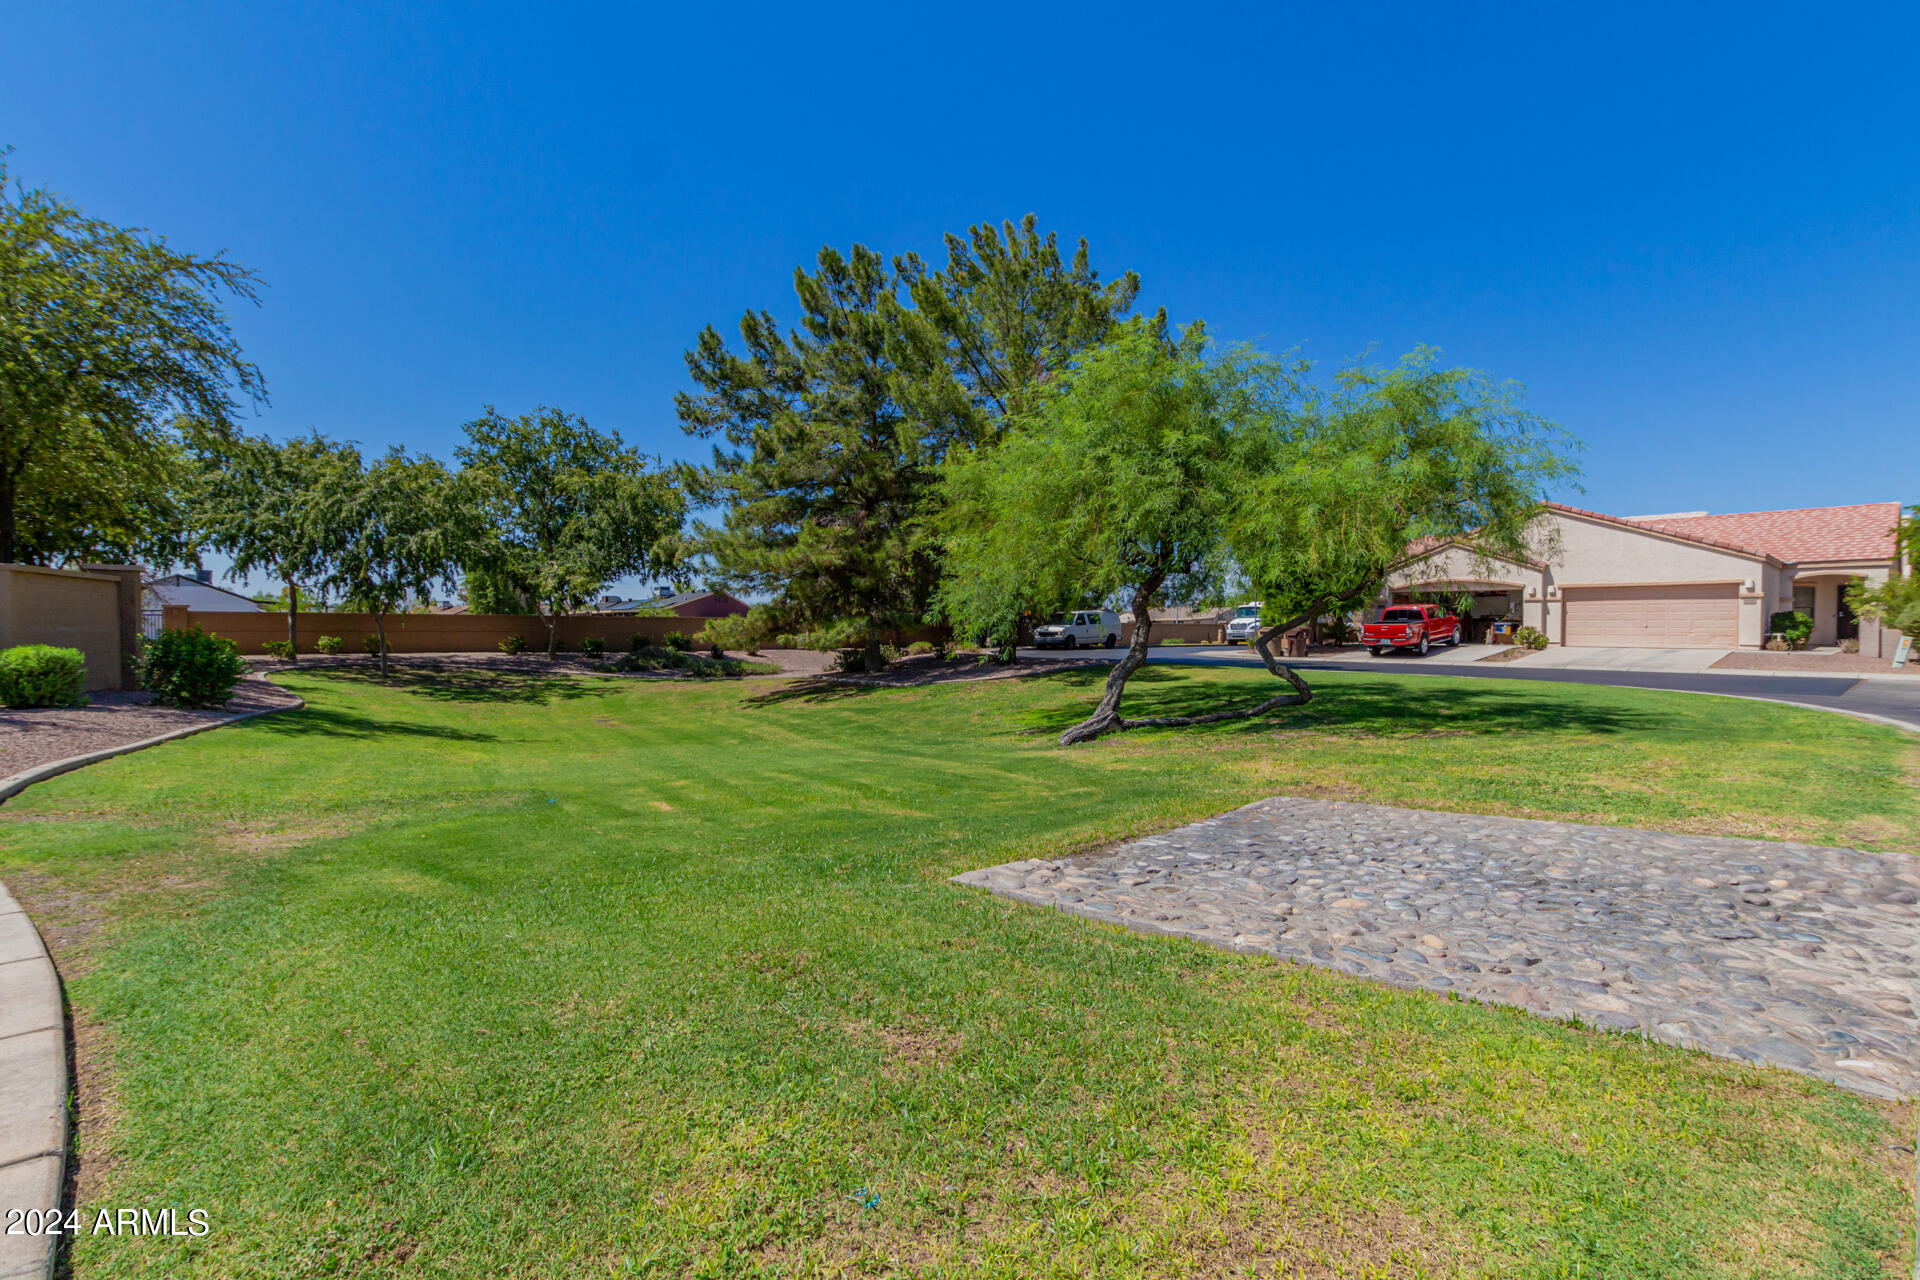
[{"xmin": 1792, "ymin": 585, "xmax": 1816, "ymax": 614}]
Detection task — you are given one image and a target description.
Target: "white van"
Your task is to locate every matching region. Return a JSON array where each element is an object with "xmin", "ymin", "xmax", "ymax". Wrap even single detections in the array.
[
  {"xmin": 1224, "ymin": 602, "xmax": 1264, "ymax": 643},
  {"xmin": 1032, "ymin": 608, "xmax": 1121, "ymax": 649}
]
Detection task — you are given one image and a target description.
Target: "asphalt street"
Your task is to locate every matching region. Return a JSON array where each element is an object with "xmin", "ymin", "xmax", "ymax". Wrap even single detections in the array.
[{"xmin": 1016, "ymin": 646, "xmax": 1920, "ymax": 732}]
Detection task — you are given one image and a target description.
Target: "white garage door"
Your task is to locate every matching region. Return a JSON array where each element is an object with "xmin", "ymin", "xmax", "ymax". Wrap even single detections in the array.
[{"xmin": 1560, "ymin": 583, "xmax": 1740, "ymax": 648}]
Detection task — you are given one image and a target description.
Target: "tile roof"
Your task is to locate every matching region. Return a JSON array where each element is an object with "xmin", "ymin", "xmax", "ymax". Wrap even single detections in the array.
[
  {"xmin": 1619, "ymin": 502, "xmax": 1902, "ymax": 564},
  {"xmin": 1545, "ymin": 502, "xmax": 1783, "ymax": 562}
]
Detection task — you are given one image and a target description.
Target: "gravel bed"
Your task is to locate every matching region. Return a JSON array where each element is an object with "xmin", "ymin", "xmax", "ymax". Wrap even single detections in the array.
[{"xmin": 0, "ymin": 679, "xmax": 303, "ymax": 780}]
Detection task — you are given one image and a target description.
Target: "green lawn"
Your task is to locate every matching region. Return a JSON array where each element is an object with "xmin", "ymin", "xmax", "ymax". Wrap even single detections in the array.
[{"xmin": 3, "ymin": 665, "xmax": 1916, "ymax": 1278}]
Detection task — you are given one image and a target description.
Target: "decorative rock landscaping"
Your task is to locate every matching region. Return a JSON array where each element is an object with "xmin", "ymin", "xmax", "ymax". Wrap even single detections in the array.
[{"xmin": 955, "ymin": 797, "xmax": 1920, "ymax": 1099}]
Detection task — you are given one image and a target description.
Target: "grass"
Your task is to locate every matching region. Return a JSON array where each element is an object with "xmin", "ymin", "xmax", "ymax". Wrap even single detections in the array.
[{"xmin": 2, "ymin": 664, "xmax": 1916, "ymax": 1278}]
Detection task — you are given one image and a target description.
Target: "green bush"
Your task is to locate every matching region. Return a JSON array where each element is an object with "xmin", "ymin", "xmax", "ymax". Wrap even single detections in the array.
[
  {"xmin": 499, "ymin": 634, "xmax": 528, "ymax": 655},
  {"xmin": 580, "ymin": 636, "xmax": 606, "ymax": 656},
  {"xmin": 1769, "ymin": 610, "xmax": 1813, "ymax": 650},
  {"xmin": 1513, "ymin": 626, "xmax": 1549, "ymax": 650},
  {"xmin": 262, "ymin": 640, "xmax": 296, "ymax": 661},
  {"xmin": 907, "ymin": 641, "xmax": 933, "ymax": 656},
  {"xmin": 314, "ymin": 635, "xmax": 344, "ymax": 655},
  {"xmin": 361, "ymin": 635, "xmax": 385, "ymax": 656},
  {"xmin": 137, "ymin": 627, "xmax": 245, "ymax": 708},
  {"xmin": 833, "ymin": 648, "xmax": 868, "ymax": 673},
  {"xmin": 0, "ymin": 645, "xmax": 88, "ymax": 709},
  {"xmin": 663, "ymin": 631, "xmax": 693, "ymax": 652}
]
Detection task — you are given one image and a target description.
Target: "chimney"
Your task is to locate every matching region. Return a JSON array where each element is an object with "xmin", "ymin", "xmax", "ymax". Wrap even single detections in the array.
[{"xmin": 195, "ymin": 567, "xmax": 213, "ymax": 584}]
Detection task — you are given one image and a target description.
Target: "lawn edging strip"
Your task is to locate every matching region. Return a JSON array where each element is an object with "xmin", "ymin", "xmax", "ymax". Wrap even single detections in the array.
[
  {"xmin": 0, "ymin": 688, "xmax": 306, "ymax": 808},
  {"xmin": 0, "ymin": 880, "xmax": 66, "ymax": 1280}
]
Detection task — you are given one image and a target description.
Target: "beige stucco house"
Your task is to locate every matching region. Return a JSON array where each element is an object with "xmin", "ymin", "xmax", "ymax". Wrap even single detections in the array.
[{"xmin": 1386, "ymin": 501, "xmax": 1905, "ymax": 652}]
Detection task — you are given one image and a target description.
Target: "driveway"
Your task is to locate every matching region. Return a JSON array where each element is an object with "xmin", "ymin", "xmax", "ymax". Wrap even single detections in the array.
[{"xmin": 1019, "ymin": 645, "xmax": 1920, "ymax": 733}]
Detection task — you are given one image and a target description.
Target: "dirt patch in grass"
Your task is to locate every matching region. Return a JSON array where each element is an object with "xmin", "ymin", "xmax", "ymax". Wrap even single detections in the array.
[
  {"xmin": 841, "ymin": 1017, "xmax": 965, "ymax": 1078},
  {"xmin": 66, "ymin": 1003, "xmax": 123, "ymax": 1217}
]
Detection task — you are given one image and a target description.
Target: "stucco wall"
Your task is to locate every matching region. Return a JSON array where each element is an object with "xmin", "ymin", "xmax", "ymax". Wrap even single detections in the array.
[
  {"xmin": 0, "ymin": 564, "xmax": 127, "ymax": 690},
  {"xmin": 1535, "ymin": 514, "xmax": 1772, "ymax": 648},
  {"xmin": 174, "ymin": 610, "xmax": 715, "ymax": 655}
]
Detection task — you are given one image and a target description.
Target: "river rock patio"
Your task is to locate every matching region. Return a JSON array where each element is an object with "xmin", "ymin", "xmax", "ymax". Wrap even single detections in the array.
[{"xmin": 954, "ymin": 796, "xmax": 1920, "ymax": 1099}]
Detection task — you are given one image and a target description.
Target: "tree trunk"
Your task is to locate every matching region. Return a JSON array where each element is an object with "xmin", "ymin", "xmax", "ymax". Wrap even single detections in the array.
[
  {"xmin": 286, "ymin": 579, "xmax": 299, "ymax": 662},
  {"xmin": 374, "ymin": 611, "xmax": 389, "ymax": 678},
  {"xmin": 0, "ymin": 467, "xmax": 15, "ymax": 565},
  {"xmin": 544, "ymin": 607, "xmax": 558, "ymax": 658},
  {"xmin": 1060, "ymin": 573, "xmax": 1166, "ymax": 745},
  {"xmin": 1060, "ymin": 597, "xmax": 1315, "ymax": 746},
  {"xmin": 862, "ymin": 622, "xmax": 888, "ymax": 674}
]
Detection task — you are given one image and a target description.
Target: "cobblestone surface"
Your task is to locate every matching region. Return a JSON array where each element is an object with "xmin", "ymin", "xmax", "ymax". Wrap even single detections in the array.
[{"xmin": 954, "ymin": 797, "xmax": 1920, "ymax": 1098}]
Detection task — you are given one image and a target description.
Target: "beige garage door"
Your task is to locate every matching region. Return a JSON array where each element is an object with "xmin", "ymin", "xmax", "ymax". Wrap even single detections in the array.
[{"xmin": 1560, "ymin": 583, "xmax": 1739, "ymax": 648}]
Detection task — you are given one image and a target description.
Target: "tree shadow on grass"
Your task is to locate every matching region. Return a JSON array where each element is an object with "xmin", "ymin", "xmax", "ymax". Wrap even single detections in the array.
[
  {"xmin": 741, "ymin": 663, "xmax": 1098, "ymax": 709},
  {"xmin": 247, "ymin": 704, "xmax": 500, "ymax": 743},
  {"xmin": 299, "ymin": 667, "xmax": 629, "ymax": 707},
  {"xmin": 1019, "ymin": 668, "xmax": 1675, "ymax": 740}
]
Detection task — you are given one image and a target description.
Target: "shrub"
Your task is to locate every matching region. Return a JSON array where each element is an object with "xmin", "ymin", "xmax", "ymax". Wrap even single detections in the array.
[
  {"xmin": 1769, "ymin": 610, "xmax": 1813, "ymax": 651},
  {"xmin": 663, "ymin": 631, "xmax": 693, "ymax": 652},
  {"xmin": 708, "ymin": 642, "xmax": 725, "ymax": 659},
  {"xmin": 314, "ymin": 635, "xmax": 344, "ymax": 655},
  {"xmin": 833, "ymin": 648, "xmax": 868, "ymax": 673},
  {"xmin": 1513, "ymin": 626, "xmax": 1549, "ymax": 650},
  {"xmin": 262, "ymin": 639, "xmax": 297, "ymax": 661},
  {"xmin": 362, "ymin": 635, "xmax": 385, "ymax": 656},
  {"xmin": 499, "ymin": 634, "xmax": 528, "ymax": 655},
  {"xmin": 138, "ymin": 627, "xmax": 245, "ymax": 708},
  {"xmin": 0, "ymin": 645, "xmax": 88, "ymax": 709},
  {"xmin": 1322, "ymin": 614, "xmax": 1359, "ymax": 646},
  {"xmin": 1841, "ymin": 637, "xmax": 1860, "ymax": 654},
  {"xmin": 580, "ymin": 636, "xmax": 606, "ymax": 656},
  {"xmin": 907, "ymin": 641, "xmax": 933, "ymax": 656}
]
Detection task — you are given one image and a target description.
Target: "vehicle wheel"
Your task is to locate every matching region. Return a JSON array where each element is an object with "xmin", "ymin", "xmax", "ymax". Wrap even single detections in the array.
[
  {"xmin": 1371, "ymin": 646, "xmax": 1384, "ymax": 657},
  {"xmin": 1104, "ymin": 634, "xmax": 1116, "ymax": 649},
  {"xmin": 1064, "ymin": 635, "xmax": 1076, "ymax": 649},
  {"xmin": 1449, "ymin": 628, "xmax": 1462, "ymax": 646},
  {"xmin": 1418, "ymin": 635, "xmax": 1430, "ymax": 656}
]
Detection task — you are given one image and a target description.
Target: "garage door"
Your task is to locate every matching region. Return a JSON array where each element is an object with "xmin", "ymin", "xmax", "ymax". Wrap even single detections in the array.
[{"xmin": 1560, "ymin": 583, "xmax": 1739, "ymax": 648}]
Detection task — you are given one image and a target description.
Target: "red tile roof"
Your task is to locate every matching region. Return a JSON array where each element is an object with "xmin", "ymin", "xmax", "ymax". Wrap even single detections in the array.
[
  {"xmin": 1619, "ymin": 502, "xmax": 1902, "ymax": 564},
  {"xmin": 1544, "ymin": 502, "xmax": 1784, "ymax": 563}
]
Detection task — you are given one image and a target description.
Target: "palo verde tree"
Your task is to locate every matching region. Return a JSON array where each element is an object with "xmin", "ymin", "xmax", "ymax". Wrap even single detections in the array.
[
  {"xmin": 317, "ymin": 448, "xmax": 465, "ymax": 677},
  {"xmin": 936, "ymin": 321, "xmax": 1249, "ymax": 743},
  {"xmin": 458, "ymin": 406, "xmax": 684, "ymax": 657},
  {"xmin": 1230, "ymin": 350, "xmax": 1577, "ymax": 698},
  {"xmin": 1847, "ymin": 504, "xmax": 1920, "ymax": 639},
  {"xmin": 192, "ymin": 426, "xmax": 360, "ymax": 658},
  {"xmin": 0, "ymin": 155, "xmax": 264, "ymax": 564},
  {"xmin": 680, "ymin": 220, "xmax": 1139, "ymax": 670}
]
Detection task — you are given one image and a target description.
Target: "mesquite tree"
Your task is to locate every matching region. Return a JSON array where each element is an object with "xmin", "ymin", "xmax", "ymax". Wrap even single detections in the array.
[
  {"xmin": 936, "ymin": 322, "xmax": 1253, "ymax": 743},
  {"xmin": 1231, "ymin": 350, "xmax": 1577, "ymax": 684},
  {"xmin": 939, "ymin": 332, "xmax": 1577, "ymax": 744}
]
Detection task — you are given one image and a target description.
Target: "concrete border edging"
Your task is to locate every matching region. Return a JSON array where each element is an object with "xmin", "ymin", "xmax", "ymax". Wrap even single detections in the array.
[
  {"xmin": 0, "ymin": 692, "xmax": 305, "ymax": 808},
  {"xmin": 0, "ymin": 883, "xmax": 66, "ymax": 1280},
  {"xmin": 0, "ymin": 682, "xmax": 302, "ymax": 1277}
]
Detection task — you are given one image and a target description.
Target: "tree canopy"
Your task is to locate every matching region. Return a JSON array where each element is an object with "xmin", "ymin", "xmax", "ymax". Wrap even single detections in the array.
[
  {"xmin": 937, "ymin": 329, "xmax": 1578, "ymax": 743},
  {"xmin": 679, "ymin": 218, "xmax": 1139, "ymax": 669},
  {"xmin": 0, "ymin": 157, "xmax": 263, "ymax": 564},
  {"xmin": 458, "ymin": 406, "xmax": 684, "ymax": 656},
  {"xmin": 317, "ymin": 448, "xmax": 465, "ymax": 675}
]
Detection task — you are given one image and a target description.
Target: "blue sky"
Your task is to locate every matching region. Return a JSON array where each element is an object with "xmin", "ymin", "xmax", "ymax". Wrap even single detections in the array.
[{"xmin": 5, "ymin": 3, "xmax": 1917, "ymax": 590}]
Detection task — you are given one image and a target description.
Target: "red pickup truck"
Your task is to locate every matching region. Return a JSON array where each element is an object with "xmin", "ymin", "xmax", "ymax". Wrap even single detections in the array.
[{"xmin": 1361, "ymin": 603, "xmax": 1462, "ymax": 656}]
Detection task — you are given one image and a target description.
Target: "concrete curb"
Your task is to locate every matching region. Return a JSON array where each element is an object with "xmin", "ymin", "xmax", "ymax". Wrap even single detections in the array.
[
  {"xmin": 0, "ymin": 689, "xmax": 305, "ymax": 808},
  {"xmin": 0, "ymin": 682, "xmax": 302, "ymax": 1278},
  {"xmin": 0, "ymin": 883, "xmax": 65, "ymax": 1280}
]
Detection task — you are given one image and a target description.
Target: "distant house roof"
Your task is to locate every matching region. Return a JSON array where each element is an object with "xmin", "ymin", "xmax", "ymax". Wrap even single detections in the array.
[
  {"xmin": 1619, "ymin": 502, "xmax": 1903, "ymax": 565},
  {"xmin": 145, "ymin": 573, "xmax": 263, "ymax": 611}
]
